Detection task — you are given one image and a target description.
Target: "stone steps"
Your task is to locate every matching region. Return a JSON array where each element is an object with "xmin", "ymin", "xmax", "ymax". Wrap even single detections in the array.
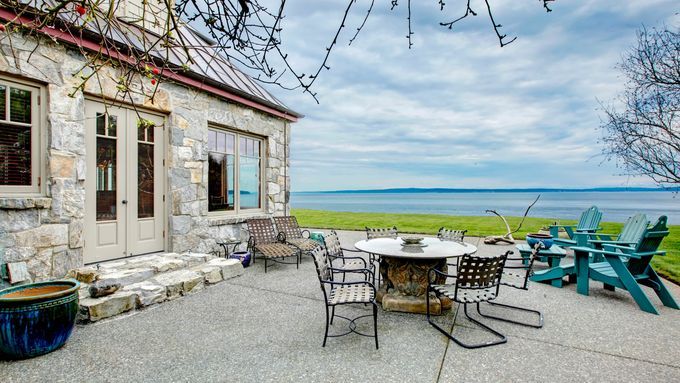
[{"xmin": 67, "ymin": 253, "xmax": 244, "ymax": 322}]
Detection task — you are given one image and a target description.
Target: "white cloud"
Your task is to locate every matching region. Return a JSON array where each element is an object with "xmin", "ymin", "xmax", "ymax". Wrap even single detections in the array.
[{"xmin": 253, "ymin": 0, "xmax": 677, "ymax": 191}]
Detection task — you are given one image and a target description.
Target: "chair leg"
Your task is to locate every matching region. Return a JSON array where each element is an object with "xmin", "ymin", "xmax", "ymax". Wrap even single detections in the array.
[
  {"xmin": 373, "ymin": 302, "xmax": 379, "ymax": 350},
  {"xmin": 478, "ymin": 301, "xmax": 544, "ymax": 328},
  {"xmin": 264, "ymin": 258, "xmax": 268, "ymax": 273},
  {"xmin": 330, "ymin": 306, "xmax": 336, "ymax": 325},
  {"xmin": 606, "ymin": 255, "xmax": 658, "ymax": 314},
  {"xmin": 427, "ymin": 301, "xmax": 507, "ymax": 349},
  {"xmin": 323, "ymin": 304, "xmax": 330, "ymax": 347},
  {"xmin": 645, "ymin": 269, "xmax": 679, "ymax": 309},
  {"xmin": 454, "ymin": 304, "xmax": 507, "ymax": 349}
]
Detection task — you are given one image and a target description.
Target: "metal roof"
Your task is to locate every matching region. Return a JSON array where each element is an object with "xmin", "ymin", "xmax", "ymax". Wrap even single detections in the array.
[{"xmin": 18, "ymin": 1, "xmax": 302, "ymax": 118}]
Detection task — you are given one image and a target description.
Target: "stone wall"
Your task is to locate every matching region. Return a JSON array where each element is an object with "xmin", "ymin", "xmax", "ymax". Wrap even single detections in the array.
[{"xmin": 0, "ymin": 31, "xmax": 292, "ymax": 287}]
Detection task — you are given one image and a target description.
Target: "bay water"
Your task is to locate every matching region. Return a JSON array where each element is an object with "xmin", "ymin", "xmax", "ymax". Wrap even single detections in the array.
[{"xmin": 291, "ymin": 191, "xmax": 680, "ymax": 224}]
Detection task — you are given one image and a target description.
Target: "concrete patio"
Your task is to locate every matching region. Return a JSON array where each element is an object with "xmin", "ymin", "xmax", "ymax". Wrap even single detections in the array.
[{"xmin": 2, "ymin": 229, "xmax": 679, "ymax": 382}]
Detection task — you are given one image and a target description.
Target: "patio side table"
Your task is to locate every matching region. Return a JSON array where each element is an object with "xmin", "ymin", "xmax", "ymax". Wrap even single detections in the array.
[
  {"xmin": 517, "ymin": 244, "xmax": 573, "ymax": 288},
  {"xmin": 217, "ymin": 239, "xmax": 242, "ymax": 258}
]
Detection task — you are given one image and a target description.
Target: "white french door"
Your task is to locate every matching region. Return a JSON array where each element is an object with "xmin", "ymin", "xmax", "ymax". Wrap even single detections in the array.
[{"xmin": 84, "ymin": 101, "xmax": 165, "ymax": 263}]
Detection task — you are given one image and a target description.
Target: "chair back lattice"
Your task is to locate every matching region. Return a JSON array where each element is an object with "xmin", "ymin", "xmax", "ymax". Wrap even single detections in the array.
[
  {"xmin": 577, "ymin": 206, "xmax": 602, "ymax": 231},
  {"xmin": 273, "ymin": 216, "xmax": 303, "ymax": 240},
  {"xmin": 618, "ymin": 213, "xmax": 649, "ymax": 244},
  {"xmin": 246, "ymin": 218, "xmax": 278, "ymax": 245},
  {"xmin": 366, "ymin": 226, "xmax": 398, "ymax": 240},
  {"xmin": 456, "ymin": 253, "xmax": 507, "ymax": 292},
  {"xmin": 323, "ymin": 230, "xmax": 343, "ymax": 258},
  {"xmin": 310, "ymin": 245, "xmax": 332, "ymax": 283},
  {"xmin": 626, "ymin": 216, "xmax": 670, "ymax": 275},
  {"xmin": 437, "ymin": 227, "xmax": 467, "ymax": 242}
]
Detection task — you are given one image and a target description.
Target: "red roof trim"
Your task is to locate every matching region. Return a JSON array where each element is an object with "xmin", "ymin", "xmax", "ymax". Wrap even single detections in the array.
[{"xmin": 0, "ymin": 9, "xmax": 299, "ymax": 122}]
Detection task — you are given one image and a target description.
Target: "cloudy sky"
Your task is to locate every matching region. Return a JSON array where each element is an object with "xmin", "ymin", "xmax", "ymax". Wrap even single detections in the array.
[{"xmin": 260, "ymin": 1, "xmax": 677, "ymax": 192}]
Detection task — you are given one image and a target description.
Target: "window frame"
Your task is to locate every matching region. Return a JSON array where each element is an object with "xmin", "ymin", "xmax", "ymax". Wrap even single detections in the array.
[
  {"xmin": 207, "ymin": 125, "xmax": 265, "ymax": 216},
  {"xmin": 0, "ymin": 75, "xmax": 45, "ymax": 196}
]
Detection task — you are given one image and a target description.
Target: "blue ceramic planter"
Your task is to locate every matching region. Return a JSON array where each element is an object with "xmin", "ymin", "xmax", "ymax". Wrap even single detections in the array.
[
  {"xmin": 526, "ymin": 233, "xmax": 554, "ymax": 250},
  {"xmin": 0, "ymin": 279, "xmax": 80, "ymax": 359},
  {"xmin": 229, "ymin": 251, "xmax": 252, "ymax": 268}
]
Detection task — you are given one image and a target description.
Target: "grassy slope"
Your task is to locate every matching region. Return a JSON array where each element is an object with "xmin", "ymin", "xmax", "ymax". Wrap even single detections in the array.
[{"xmin": 292, "ymin": 208, "xmax": 680, "ymax": 284}]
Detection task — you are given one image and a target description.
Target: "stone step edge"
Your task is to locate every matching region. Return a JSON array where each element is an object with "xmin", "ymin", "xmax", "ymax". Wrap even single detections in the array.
[{"xmin": 77, "ymin": 258, "xmax": 244, "ymax": 323}]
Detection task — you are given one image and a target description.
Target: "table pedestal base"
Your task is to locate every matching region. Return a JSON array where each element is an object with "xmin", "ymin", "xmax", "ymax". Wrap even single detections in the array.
[{"xmin": 376, "ymin": 256, "xmax": 452, "ymax": 315}]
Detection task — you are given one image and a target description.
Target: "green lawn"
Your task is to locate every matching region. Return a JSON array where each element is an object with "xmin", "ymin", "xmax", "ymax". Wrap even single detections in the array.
[{"xmin": 292, "ymin": 208, "xmax": 680, "ymax": 284}]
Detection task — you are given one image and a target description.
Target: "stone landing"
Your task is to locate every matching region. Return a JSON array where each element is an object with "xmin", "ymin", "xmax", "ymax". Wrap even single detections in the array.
[{"xmin": 67, "ymin": 253, "xmax": 244, "ymax": 323}]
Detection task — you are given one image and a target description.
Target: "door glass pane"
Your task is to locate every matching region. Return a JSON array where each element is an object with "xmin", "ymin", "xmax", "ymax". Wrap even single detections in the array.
[
  {"xmin": 138, "ymin": 142, "xmax": 154, "ymax": 218},
  {"xmin": 107, "ymin": 115, "xmax": 117, "ymax": 137},
  {"xmin": 208, "ymin": 152, "xmax": 235, "ymax": 212},
  {"xmin": 239, "ymin": 155, "xmax": 260, "ymax": 209},
  {"xmin": 0, "ymin": 85, "xmax": 6, "ymax": 120},
  {"xmin": 96, "ymin": 113, "xmax": 106, "ymax": 135},
  {"xmin": 9, "ymin": 88, "xmax": 31, "ymax": 124},
  {"xmin": 96, "ymin": 137, "xmax": 117, "ymax": 221},
  {"xmin": 0, "ymin": 123, "xmax": 31, "ymax": 185}
]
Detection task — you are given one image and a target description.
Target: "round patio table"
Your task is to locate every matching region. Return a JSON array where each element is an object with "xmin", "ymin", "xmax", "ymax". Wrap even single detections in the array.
[{"xmin": 354, "ymin": 237, "xmax": 477, "ymax": 315}]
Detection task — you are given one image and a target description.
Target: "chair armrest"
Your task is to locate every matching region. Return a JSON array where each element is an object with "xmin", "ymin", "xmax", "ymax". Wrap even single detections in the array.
[
  {"xmin": 549, "ymin": 224, "xmax": 576, "ymax": 229},
  {"xmin": 323, "ymin": 279, "xmax": 377, "ymax": 292},
  {"xmin": 301, "ymin": 229, "xmax": 311, "ymax": 238},
  {"xmin": 572, "ymin": 246, "xmax": 642, "ymax": 259},
  {"xmin": 330, "ymin": 256, "xmax": 367, "ymax": 268},
  {"xmin": 575, "ymin": 227, "xmax": 602, "ymax": 233},
  {"xmin": 428, "ymin": 267, "xmax": 457, "ymax": 281},
  {"xmin": 340, "ymin": 247, "xmax": 363, "ymax": 253},
  {"xmin": 588, "ymin": 239, "xmax": 637, "ymax": 246},
  {"xmin": 277, "ymin": 231, "xmax": 287, "ymax": 243}
]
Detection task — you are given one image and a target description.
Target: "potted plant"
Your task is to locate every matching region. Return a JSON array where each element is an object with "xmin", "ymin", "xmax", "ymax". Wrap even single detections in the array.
[{"xmin": 0, "ymin": 279, "xmax": 80, "ymax": 359}]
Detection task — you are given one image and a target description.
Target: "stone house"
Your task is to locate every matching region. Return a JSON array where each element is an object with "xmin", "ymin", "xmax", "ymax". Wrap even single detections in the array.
[{"xmin": 0, "ymin": 1, "xmax": 301, "ymax": 288}]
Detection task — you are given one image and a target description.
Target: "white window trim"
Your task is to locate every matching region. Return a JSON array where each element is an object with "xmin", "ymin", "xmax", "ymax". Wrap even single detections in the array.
[
  {"xmin": 207, "ymin": 126, "xmax": 265, "ymax": 216},
  {"xmin": 0, "ymin": 75, "xmax": 46, "ymax": 197}
]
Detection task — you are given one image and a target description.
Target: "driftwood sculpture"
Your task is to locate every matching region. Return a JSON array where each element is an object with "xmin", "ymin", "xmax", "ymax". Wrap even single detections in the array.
[{"xmin": 484, "ymin": 195, "xmax": 541, "ymax": 245}]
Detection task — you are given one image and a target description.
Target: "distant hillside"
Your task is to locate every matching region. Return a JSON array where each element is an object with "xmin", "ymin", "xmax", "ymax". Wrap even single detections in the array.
[{"xmin": 295, "ymin": 187, "xmax": 675, "ymax": 194}]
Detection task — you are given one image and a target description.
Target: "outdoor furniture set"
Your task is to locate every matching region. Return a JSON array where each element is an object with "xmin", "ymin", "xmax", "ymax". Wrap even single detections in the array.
[
  {"xmin": 245, "ymin": 216, "xmax": 319, "ymax": 273},
  {"xmin": 246, "ymin": 210, "xmax": 677, "ymax": 351},
  {"xmin": 521, "ymin": 207, "xmax": 677, "ymax": 315}
]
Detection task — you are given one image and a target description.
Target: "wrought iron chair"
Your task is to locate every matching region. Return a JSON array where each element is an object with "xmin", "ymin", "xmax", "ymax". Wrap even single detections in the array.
[
  {"xmin": 273, "ymin": 216, "xmax": 319, "ymax": 257},
  {"xmin": 310, "ymin": 245, "xmax": 379, "ymax": 349},
  {"xmin": 438, "ymin": 227, "xmax": 467, "ymax": 269},
  {"xmin": 476, "ymin": 247, "xmax": 544, "ymax": 328},
  {"xmin": 427, "ymin": 252, "xmax": 509, "ymax": 349},
  {"xmin": 365, "ymin": 226, "xmax": 398, "ymax": 287},
  {"xmin": 323, "ymin": 230, "xmax": 373, "ymax": 283},
  {"xmin": 246, "ymin": 218, "xmax": 300, "ymax": 273}
]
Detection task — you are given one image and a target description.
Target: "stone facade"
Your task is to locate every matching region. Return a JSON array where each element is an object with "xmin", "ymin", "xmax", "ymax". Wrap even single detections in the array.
[{"xmin": 0, "ymin": 32, "xmax": 292, "ymax": 288}]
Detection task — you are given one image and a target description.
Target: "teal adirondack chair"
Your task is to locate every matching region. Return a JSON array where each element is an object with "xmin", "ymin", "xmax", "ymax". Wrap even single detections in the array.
[
  {"xmin": 549, "ymin": 206, "xmax": 603, "ymax": 247},
  {"xmin": 581, "ymin": 213, "xmax": 649, "ymax": 250},
  {"xmin": 572, "ymin": 216, "xmax": 678, "ymax": 315}
]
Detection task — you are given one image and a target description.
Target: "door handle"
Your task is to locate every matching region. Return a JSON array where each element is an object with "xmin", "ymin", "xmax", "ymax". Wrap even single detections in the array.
[{"xmin": 122, "ymin": 200, "xmax": 128, "ymax": 204}]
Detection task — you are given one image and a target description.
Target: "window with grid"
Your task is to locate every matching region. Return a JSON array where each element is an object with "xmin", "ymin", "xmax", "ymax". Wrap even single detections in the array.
[
  {"xmin": 208, "ymin": 127, "xmax": 263, "ymax": 213},
  {"xmin": 0, "ymin": 77, "xmax": 42, "ymax": 195}
]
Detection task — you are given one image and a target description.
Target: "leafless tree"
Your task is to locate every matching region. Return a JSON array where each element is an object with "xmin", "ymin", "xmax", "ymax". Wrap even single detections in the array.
[
  {"xmin": 0, "ymin": 1, "xmax": 556, "ymax": 104},
  {"xmin": 600, "ymin": 26, "xmax": 680, "ymax": 187}
]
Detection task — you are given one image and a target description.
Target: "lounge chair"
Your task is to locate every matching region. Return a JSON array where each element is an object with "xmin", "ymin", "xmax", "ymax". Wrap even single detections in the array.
[{"xmin": 246, "ymin": 218, "xmax": 300, "ymax": 273}]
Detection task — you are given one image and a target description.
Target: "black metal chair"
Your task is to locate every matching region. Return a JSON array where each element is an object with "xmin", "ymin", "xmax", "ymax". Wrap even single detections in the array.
[
  {"xmin": 427, "ymin": 252, "xmax": 509, "ymax": 349},
  {"xmin": 438, "ymin": 227, "xmax": 468, "ymax": 269},
  {"xmin": 365, "ymin": 226, "xmax": 398, "ymax": 287},
  {"xmin": 310, "ymin": 245, "xmax": 379, "ymax": 349},
  {"xmin": 323, "ymin": 230, "xmax": 374, "ymax": 283},
  {"xmin": 476, "ymin": 246, "xmax": 544, "ymax": 328}
]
